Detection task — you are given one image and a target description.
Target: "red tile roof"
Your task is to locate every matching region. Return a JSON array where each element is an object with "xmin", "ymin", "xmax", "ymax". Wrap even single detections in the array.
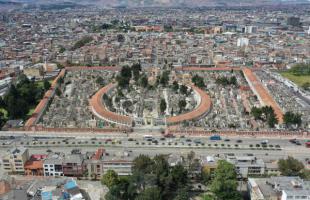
[
  {"xmin": 166, "ymin": 85, "xmax": 212, "ymax": 124},
  {"xmin": 89, "ymin": 83, "xmax": 133, "ymax": 126}
]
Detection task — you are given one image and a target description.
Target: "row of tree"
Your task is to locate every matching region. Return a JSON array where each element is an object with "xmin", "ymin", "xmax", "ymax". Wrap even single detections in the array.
[
  {"xmin": 101, "ymin": 154, "xmax": 243, "ymax": 200},
  {"xmin": 250, "ymin": 106, "xmax": 278, "ymax": 128},
  {"xmin": 0, "ymin": 75, "xmax": 51, "ymax": 122},
  {"xmin": 71, "ymin": 36, "xmax": 93, "ymax": 50},
  {"xmin": 192, "ymin": 74, "xmax": 205, "ymax": 88},
  {"xmin": 288, "ymin": 63, "xmax": 310, "ymax": 76},
  {"xmin": 283, "ymin": 111, "xmax": 302, "ymax": 128},
  {"xmin": 278, "ymin": 156, "xmax": 310, "ymax": 180},
  {"xmin": 116, "ymin": 64, "xmax": 143, "ymax": 88},
  {"xmin": 215, "ymin": 76, "xmax": 237, "ymax": 86}
]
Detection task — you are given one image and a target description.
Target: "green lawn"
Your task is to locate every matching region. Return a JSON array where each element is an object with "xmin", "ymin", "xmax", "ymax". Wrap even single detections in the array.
[
  {"xmin": 0, "ymin": 108, "xmax": 8, "ymax": 119},
  {"xmin": 27, "ymin": 107, "xmax": 35, "ymax": 116},
  {"xmin": 280, "ymin": 72, "xmax": 310, "ymax": 87},
  {"xmin": 35, "ymin": 80, "xmax": 53, "ymax": 89}
]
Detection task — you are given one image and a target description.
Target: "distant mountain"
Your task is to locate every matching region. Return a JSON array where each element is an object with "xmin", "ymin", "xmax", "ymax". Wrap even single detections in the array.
[{"xmin": 0, "ymin": 0, "xmax": 309, "ymax": 8}]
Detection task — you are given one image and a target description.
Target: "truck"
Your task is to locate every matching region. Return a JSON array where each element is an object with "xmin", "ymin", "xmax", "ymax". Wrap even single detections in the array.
[{"xmin": 209, "ymin": 135, "xmax": 221, "ymax": 141}]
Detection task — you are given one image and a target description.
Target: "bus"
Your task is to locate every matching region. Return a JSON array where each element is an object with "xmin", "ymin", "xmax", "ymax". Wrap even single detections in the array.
[
  {"xmin": 209, "ymin": 135, "xmax": 221, "ymax": 141},
  {"xmin": 143, "ymin": 135, "xmax": 153, "ymax": 141}
]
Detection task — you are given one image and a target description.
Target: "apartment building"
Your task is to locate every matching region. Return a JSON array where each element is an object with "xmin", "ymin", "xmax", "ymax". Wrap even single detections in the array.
[{"xmin": 2, "ymin": 147, "xmax": 29, "ymax": 174}]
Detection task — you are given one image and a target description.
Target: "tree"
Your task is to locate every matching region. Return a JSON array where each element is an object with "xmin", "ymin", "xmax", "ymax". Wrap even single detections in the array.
[
  {"xmin": 251, "ymin": 107, "xmax": 262, "ymax": 120},
  {"xmin": 180, "ymin": 85, "xmax": 188, "ymax": 95},
  {"xmin": 132, "ymin": 155, "xmax": 154, "ymax": 175},
  {"xmin": 135, "ymin": 187, "xmax": 162, "ymax": 200},
  {"xmin": 96, "ymin": 77, "xmax": 105, "ymax": 86},
  {"xmin": 101, "ymin": 170, "xmax": 119, "ymax": 189},
  {"xmin": 139, "ymin": 75, "xmax": 148, "ymax": 88},
  {"xmin": 160, "ymin": 71, "xmax": 170, "ymax": 86},
  {"xmin": 160, "ymin": 99, "xmax": 167, "ymax": 113},
  {"xmin": 117, "ymin": 66, "xmax": 132, "ymax": 88},
  {"xmin": 172, "ymin": 81, "xmax": 179, "ymax": 91},
  {"xmin": 278, "ymin": 156, "xmax": 305, "ymax": 176},
  {"xmin": 283, "ymin": 111, "xmax": 302, "ymax": 128},
  {"xmin": 267, "ymin": 113, "xmax": 278, "ymax": 128},
  {"xmin": 178, "ymin": 100, "xmax": 186, "ymax": 113},
  {"xmin": 43, "ymin": 79, "xmax": 51, "ymax": 91},
  {"xmin": 4, "ymin": 85, "xmax": 29, "ymax": 119},
  {"xmin": 171, "ymin": 164, "xmax": 188, "ymax": 189},
  {"xmin": 0, "ymin": 112, "xmax": 6, "ymax": 129},
  {"xmin": 210, "ymin": 160, "xmax": 241, "ymax": 200},
  {"xmin": 55, "ymin": 87, "xmax": 62, "ymax": 96},
  {"xmin": 131, "ymin": 63, "xmax": 141, "ymax": 82},
  {"xmin": 174, "ymin": 188, "xmax": 190, "ymax": 200},
  {"xmin": 192, "ymin": 75, "xmax": 205, "ymax": 88}
]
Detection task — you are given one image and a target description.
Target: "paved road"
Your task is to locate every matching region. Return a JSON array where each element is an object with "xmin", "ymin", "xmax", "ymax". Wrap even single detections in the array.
[{"xmin": 0, "ymin": 135, "xmax": 309, "ymax": 163}]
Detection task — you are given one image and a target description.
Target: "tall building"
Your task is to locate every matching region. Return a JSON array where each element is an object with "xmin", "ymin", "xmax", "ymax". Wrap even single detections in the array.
[
  {"xmin": 237, "ymin": 37, "xmax": 249, "ymax": 47},
  {"xmin": 287, "ymin": 16, "xmax": 301, "ymax": 27}
]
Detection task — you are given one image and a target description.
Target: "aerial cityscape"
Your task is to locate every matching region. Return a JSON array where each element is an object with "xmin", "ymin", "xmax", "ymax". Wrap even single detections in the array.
[{"xmin": 0, "ymin": 1, "xmax": 310, "ymax": 200}]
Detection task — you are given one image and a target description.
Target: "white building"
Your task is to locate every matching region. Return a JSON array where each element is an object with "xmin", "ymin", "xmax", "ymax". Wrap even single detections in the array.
[
  {"xmin": 43, "ymin": 153, "xmax": 65, "ymax": 177},
  {"xmin": 237, "ymin": 37, "xmax": 249, "ymax": 47},
  {"xmin": 248, "ymin": 176, "xmax": 310, "ymax": 200},
  {"xmin": 225, "ymin": 154, "xmax": 265, "ymax": 178}
]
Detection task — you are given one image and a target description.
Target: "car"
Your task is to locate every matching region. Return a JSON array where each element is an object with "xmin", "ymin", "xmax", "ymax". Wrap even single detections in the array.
[
  {"xmin": 105, "ymin": 139, "xmax": 112, "ymax": 142},
  {"xmin": 295, "ymin": 141, "xmax": 302, "ymax": 145},
  {"xmin": 128, "ymin": 138, "xmax": 134, "ymax": 141},
  {"xmin": 186, "ymin": 139, "xmax": 192, "ymax": 142},
  {"xmin": 224, "ymin": 138, "xmax": 230, "ymax": 142},
  {"xmin": 180, "ymin": 135, "xmax": 185, "ymax": 138},
  {"xmin": 165, "ymin": 134, "xmax": 175, "ymax": 138},
  {"xmin": 160, "ymin": 137, "xmax": 166, "ymax": 141},
  {"xmin": 194, "ymin": 139, "xmax": 201, "ymax": 144},
  {"xmin": 289, "ymin": 139, "xmax": 297, "ymax": 144},
  {"xmin": 236, "ymin": 140, "xmax": 243, "ymax": 143},
  {"xmin": 261, "ymin": 140, "xmax": 269, "ymax": 144}
]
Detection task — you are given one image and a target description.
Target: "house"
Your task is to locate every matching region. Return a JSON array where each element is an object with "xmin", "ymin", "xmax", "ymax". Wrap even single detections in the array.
[
  {"xmin": 201, "ymin": 156, "xmax": 218, "ymax": 177},
  {"xmin": 62, "ymin": 154, "xmax": 86, "ymax": 177},
  {"xmin": 85, "ymin": 148, "xmax": 132, "ymax": 179},
  {"xmin": 2, "ymin": 147, "xmax": 29, "ymax": 174},
  {"xmin": 24, "ymin": 154, "xmax": 47, "ymax": 176}
]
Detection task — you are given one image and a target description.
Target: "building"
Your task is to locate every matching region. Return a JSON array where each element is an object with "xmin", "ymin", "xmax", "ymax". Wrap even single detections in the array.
[
  {"xmin": 248, "ymin": 176, "xmax": 310, "ymax": 200},
  {"xmin": 24, "ymin": 154, "xmax": 47, "ymax": 176},
  {"xmin": 23, "ymin": 64, "xmax": 44, "ymax": 79},
  {"xmin": 201, "ymin": 156, "xmax": 218, "ymax": 177},
  {"xmin": 287, "ymin": 17, "xmax": 300, "ymax": 26},
  {"xmin": 225, "ymin": 154, "xmax": 265, "ymax": 178},
  {"xmin": 2, "ymin": 147, "xmax": 29, "ymax": 174},
  {"xmin": 40, "ymin": 179, "xmax": 84, "ymax": 200},
  {"xmin": 85, "ymin": 148, "xmax": 105, "ymax": 180},
  {"xmin": 237, "ymin": 37, "xmax": 249, "ymax": 47},
  {"xmin": 62, "ymin": 154, "xmax": 86, "ymax": 177},
  {"xmin": 43, "ymin": 152, "xmax": 65, "ymax": 177},
  {"xmin": 102, "ymin": 159, "xmax": 132, "ymax": 176}
]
